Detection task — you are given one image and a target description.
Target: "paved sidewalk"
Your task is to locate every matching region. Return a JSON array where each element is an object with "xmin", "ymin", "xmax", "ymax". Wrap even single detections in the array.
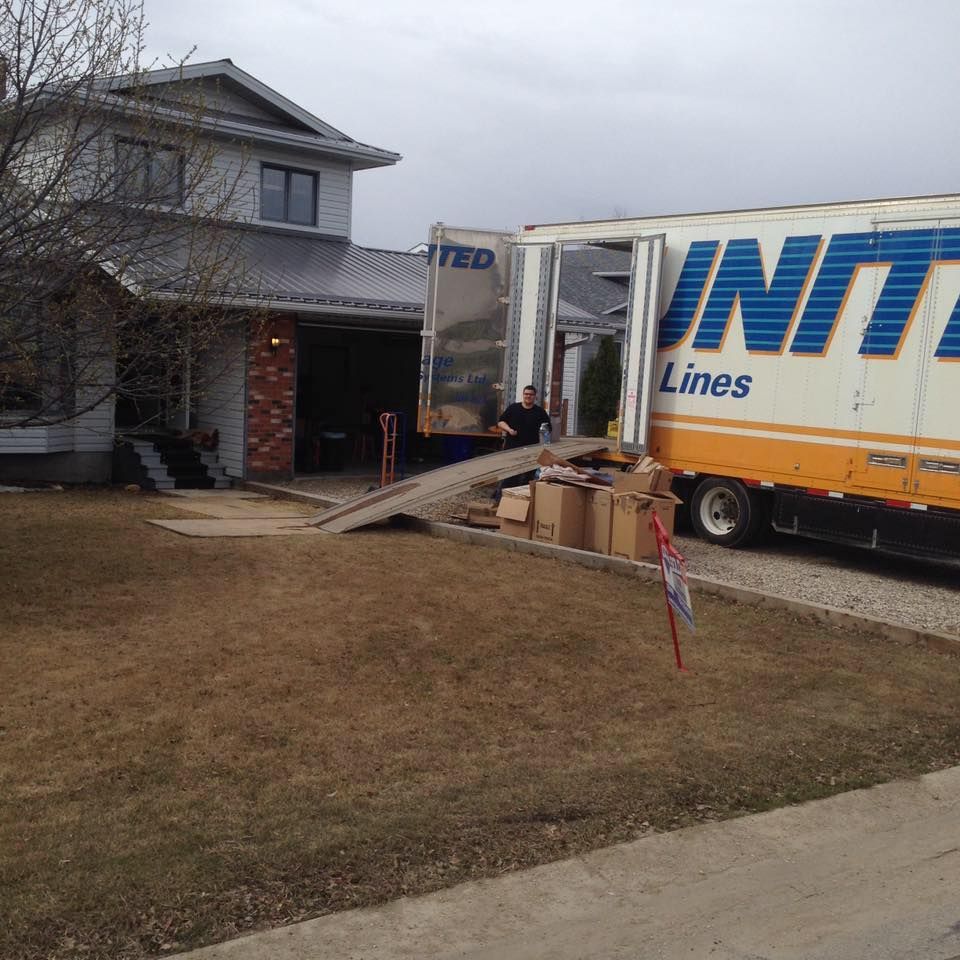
[{"xmin": 181, "ymin": 766, "xmax": 960, "ymax": 960}]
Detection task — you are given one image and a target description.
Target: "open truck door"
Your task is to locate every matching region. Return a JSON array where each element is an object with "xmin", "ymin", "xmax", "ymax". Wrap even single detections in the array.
[
  {"xmin": 418, "ymin": 224, "xmax": 514, "ymax": 437},
  {"xmin": 507, "ymin": 233, "xmax": 665, "ymax": 452},
  {"xmin": 618, "ymin": 234, "xmax": 666, "ymax": 454},
  {"xmin": 502, "ymin": 242, "xmax": 557, "ymax": 406}
]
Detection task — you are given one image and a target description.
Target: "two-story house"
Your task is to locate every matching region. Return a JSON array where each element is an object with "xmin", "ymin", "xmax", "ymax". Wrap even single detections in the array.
[{"xmin": 0, "ymin": 59, "xmax": 427, "ymax": 487}]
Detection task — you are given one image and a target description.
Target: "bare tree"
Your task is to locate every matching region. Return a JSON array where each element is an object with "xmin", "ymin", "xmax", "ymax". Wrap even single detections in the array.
[{"xmin": 0, "ymin": 0, "xmax": 257, "ymax": 430}]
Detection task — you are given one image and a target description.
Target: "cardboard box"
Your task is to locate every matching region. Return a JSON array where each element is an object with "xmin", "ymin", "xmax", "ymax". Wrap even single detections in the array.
[
  {"xmin": 532, "ymin": 481, "xmax": 586, "ymax": 548},
  {"xmin": 582, "ymin": 487, "xmax": 614, "ymax": 555},
  {"xmin": 496, "ymin": 486, "xmax": 533, "ymax": 539},
  {"xmin": 615, "ymin": 456, "xmax": 674, "ymax": 494},
  {"xmin": 611, "ymin": 491, "xmax": 682, "ymax": 562},
  {"xmin": 466, "ymin": 501, "xmax": 500, "ymax": 528}
]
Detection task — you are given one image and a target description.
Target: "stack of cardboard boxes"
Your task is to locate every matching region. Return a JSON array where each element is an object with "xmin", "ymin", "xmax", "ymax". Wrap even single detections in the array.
[{"xmin": 495, "ymin": 451, "xmax": 680, "ymax": 562}]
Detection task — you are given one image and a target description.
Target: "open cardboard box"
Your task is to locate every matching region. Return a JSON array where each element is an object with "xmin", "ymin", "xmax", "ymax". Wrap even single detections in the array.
[
  {"xmin": 615, "ymin": 455, "xmax": 674, "ymax": 495},
  {"xmin": 610, "ymin": 490, "xmax": 682, "ymax": 562},
  {"xmin": 496, "ymin": 484, "xmax": 534, "ymax": 539}
]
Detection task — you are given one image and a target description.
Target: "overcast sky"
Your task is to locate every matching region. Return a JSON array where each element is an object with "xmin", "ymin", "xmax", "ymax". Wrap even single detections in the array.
[{"xmin": 145, "ymin": 0, "xmax": 960, "ymax": 252}]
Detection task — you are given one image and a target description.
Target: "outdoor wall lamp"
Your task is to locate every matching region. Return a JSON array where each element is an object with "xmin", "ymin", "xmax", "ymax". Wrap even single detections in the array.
[{"xmin": 270, "ymin": 336, "xmax": 282, "ymax": 351}]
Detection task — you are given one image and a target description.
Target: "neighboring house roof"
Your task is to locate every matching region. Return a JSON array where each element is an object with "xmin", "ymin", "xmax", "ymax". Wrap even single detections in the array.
[
  {"xmin": 556, "ymin": 298, "xmax": 596, "ymax": 322},
  {"xmin": 556, "ymin": 246, "xmax": 633, "ymax": 334},
  {"xmin": 92, "ymin": 59, "xmax": 400, "ymax": 170},
  {"xmin": 144, "ymin": 224, "xmax": 427, "ymax": 321}
]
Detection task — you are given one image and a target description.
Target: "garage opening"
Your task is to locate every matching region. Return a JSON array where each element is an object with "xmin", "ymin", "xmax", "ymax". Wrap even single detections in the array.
[{"xmin": 294, "ymin": 322, "xmax": 422, "ymax": 473}]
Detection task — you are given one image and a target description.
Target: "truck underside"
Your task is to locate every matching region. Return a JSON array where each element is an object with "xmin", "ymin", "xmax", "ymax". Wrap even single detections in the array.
[{"xmin": 669, "ymin": 472, "xmax": 960, "ymax": 566}]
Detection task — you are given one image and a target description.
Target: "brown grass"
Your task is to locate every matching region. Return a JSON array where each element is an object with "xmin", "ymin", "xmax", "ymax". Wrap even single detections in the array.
[{"xmin": 1, "ymin": 490, "xmax": 959, "ymax": 960}]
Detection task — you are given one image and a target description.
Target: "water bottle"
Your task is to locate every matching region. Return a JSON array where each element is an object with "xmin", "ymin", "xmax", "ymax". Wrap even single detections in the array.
[{"xmin": 539, "ymin": 422, "xmax": 551, "ymax": 445}]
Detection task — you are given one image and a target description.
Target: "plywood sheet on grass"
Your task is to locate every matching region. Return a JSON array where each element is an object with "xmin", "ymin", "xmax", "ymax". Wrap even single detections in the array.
[
  {"xmin": 161, "ymin": 498, "xmax": 311, "ymax": 520},
  {"xmin": 146, "ymin": 518, "xmax": 323, "ymax": 537}
]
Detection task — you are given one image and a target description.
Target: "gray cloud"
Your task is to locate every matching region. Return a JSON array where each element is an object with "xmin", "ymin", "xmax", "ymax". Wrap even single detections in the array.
[{"xmin": 144, "ymin": 0, "xmax": 960, "ymax": 250}]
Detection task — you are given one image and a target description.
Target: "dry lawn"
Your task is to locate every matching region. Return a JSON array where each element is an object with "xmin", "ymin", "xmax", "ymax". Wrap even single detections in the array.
[{"xmin": 2, "ymin": 490, "xmax": 959, "ymax": 960}]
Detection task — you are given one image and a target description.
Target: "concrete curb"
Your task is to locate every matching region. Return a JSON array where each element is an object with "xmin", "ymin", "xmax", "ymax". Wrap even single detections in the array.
[
  {"xmin": 399, "ymin": 516, "xmax": 960, "ymax": 655},
  {"xmin": 242, "ymin": 481, "xmax": 342, "ymax": 509},
  {"xmin": 240, "ymin": 483, "xmax": 958, "ymax": 655}
]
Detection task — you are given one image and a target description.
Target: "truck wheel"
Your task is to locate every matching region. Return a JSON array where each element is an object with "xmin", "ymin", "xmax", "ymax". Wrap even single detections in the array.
[{"xmin": 690, "ymin": 478, "xmax": 767, "ymax": 548}]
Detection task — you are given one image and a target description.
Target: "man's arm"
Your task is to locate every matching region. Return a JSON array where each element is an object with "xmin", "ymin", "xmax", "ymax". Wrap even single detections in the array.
[{"xmin": 498, "ymin": 404, "xmax": 518, "ymax": 438}]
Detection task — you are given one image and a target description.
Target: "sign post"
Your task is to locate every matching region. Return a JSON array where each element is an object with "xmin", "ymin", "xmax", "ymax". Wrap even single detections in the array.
[{"xmin": 653, "ymin": 514, "xmax": 694, "ymax": 671}]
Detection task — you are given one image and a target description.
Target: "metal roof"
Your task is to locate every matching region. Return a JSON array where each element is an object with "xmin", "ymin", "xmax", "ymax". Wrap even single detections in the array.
[{"xmin": 141, "ymin": 225, "xmax": 428, "ymax": 318}]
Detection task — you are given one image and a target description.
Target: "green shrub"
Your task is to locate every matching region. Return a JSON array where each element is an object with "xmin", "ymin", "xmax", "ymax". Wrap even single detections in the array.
[{"xmin": 579, "ymin": 336, "xmax": 621, "ymax": 437}]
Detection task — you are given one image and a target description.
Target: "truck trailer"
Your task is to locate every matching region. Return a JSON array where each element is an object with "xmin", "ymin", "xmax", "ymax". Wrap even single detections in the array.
[{"xmin": 418, "ymin": 195, "xmax": 960, "ymax": 564}]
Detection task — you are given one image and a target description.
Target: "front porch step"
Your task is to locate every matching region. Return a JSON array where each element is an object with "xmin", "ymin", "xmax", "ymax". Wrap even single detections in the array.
[{"xmin": 114, "ymin": 435, "xmax": 232, "ymax": 491}]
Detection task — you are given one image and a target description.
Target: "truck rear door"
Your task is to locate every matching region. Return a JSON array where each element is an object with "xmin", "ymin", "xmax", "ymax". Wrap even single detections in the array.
[
  {"xmin": 506, "ymin": 234, "xmax": 665, "ymax": 451},
  {"xmin": 618, "ymin": 235, "xmax": 666, "ymax": 454},
  {"xmin": 418, "ymin": 224, "xmax": 514, "ymax": 436}
]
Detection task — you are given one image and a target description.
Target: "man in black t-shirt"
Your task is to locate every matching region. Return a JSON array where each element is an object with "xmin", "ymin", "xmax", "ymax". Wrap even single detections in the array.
[
  {"xmin": 496, "ymin": 385, "xmax": 552, "ymax": 492},
  {"xmin": 497, "ymin": 385, "xmax": 552, "ymax": 448}
]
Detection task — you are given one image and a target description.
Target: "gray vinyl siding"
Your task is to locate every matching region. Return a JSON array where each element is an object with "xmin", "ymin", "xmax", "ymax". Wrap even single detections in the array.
[
  {"xmin": 562, "ymin": 338, "xmax": 601, "ymax": 436},
  {"xmin": 0, "ymin": 424, "xmax": 74, "ymax": 453},
  {"xmin": 561, "ymin": 343, "xmax": 581, "ymax": 435},
  {"xmin": 210, "ymin": 141, "xmax": 353, "ymax": 237},
  {"xmin": 164, "ymin": 79, "xmax": 285, "ymax": 125},
  {"xmin": 71, "ymin": 399, "xmax": 115, "ymax": 452},
  {"xmin": 196, "ymin": 324, "xmax": 247, "ymax": 479},
  {"xmin": 73, "ymin": 330, "xmax": 116, "ymax": 452}
]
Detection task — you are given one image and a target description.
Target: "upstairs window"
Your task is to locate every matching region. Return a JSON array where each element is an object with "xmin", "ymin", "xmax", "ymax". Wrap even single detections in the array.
[
  {"xmin": 115, "ymin": 138, "xmax": 184, "ymax": 205},
  {"xmin": 261, "ymin": 164, "xmax": 317, "ymax": 226}
]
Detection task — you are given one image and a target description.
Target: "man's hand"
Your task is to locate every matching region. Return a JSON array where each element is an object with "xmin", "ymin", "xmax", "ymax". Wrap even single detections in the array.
[{"xmin": 497, "ymin": 420, "xmax": 517, "ymax": 437}]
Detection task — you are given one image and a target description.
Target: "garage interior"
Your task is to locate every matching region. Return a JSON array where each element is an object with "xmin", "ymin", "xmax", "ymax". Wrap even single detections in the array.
[{"xmin": 294, "ymin": 322, "xmax": 422, "ymax": 473}]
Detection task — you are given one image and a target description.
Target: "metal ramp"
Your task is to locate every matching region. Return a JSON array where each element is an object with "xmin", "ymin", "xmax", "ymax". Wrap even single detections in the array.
[{"xmin": 311, "ymin": 439, "xmax": 607, "ymax": 533}]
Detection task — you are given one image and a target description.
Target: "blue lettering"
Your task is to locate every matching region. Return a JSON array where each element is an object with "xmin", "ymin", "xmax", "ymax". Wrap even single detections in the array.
[
  {"xmin": 658, "ymin": 241, "xmax": 720, "ymax": 348},
  {"xmin": 693, "ymin": 236, "xmax": 821, "ymax": 353},
  {"xmin": 658, "ymin": 361, "xmax": 678, "ymax": 393},
  {"xmin": 660, "ymin": 226, "xmax": 960, "ymax": 359},
  {"xmin": 790, "ymin": 227, "xmax": 960, "ymax": 357},
  {"xmin": 427, "ymin": 244, "xmax": 496, "ymax": 270},
  {"xmin": 470, "ymin": 248, "xmax": 495, "ymax": 269},
  {"xmin": 709, "ymin": 373, "xmax": 733, "ymax": 397},
  {"xmin": 656, "ymin": 363, "xmax": 751, "ymax": 398},
  {"xmin": 936, "ymin": 300, "xmax": 960, "ymax": 358},
  {"xmin": 451, "ymin": 247, "xmax": 472, "ymax": 268},
  {"xmin": 422, "ymin": 355, "xmax": 454, "ymax": 370}
]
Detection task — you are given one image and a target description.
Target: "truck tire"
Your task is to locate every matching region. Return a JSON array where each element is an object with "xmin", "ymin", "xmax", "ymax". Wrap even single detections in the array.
[{"xmin": 690, "ymin": 477, "xmax": 767, "ymax": 548}]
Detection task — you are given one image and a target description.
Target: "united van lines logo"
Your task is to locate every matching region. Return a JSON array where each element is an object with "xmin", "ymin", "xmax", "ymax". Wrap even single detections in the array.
[
  {"xmin": 426, "ymin": 243, "xmax": 496, "ymax": 269},
  {"xmin": 657, "ymin": 227, "xmax": 960, "ymax": 360}
]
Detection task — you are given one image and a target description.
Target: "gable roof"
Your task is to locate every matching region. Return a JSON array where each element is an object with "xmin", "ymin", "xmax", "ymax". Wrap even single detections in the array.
[{"xmin": 95, "ymin": 60, "xmax": 401, "ymax": 170}]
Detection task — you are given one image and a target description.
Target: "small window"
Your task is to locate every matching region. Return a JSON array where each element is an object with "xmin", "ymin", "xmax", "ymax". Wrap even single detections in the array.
[
  {"xmin": 260, "ymin": 164, "xmax": 317, "ymax": 226},
  {"xmin": 115, "ymin": 138, "xmax": 184, "ymax": 204}
]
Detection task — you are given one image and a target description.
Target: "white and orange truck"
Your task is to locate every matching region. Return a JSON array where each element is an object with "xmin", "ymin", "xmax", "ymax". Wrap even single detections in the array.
[{"xmin": 418, "ymin": 195, "xmax": 960, "ymax": 564}]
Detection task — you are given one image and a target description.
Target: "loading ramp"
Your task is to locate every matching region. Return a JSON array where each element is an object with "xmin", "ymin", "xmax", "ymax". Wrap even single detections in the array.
[{"xmin": 311, "ymin": 439, "xmax": 607, "ymax": 533}]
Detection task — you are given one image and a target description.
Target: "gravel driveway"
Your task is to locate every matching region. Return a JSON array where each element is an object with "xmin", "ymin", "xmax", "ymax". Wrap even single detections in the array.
[{"xmin": 281, "ymin": 474, "xmax": 960, "ymax": 638}]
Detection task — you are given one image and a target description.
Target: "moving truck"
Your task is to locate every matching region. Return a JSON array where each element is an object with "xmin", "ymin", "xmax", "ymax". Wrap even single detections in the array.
[{"xmin": 419, "ymin": 195, "xmax": 960, "ymax": 564}]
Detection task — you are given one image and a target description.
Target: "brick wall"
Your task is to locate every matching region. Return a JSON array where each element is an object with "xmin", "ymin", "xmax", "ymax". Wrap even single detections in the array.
[{"xmin": 246, "ymin": 315, "xmax": 296, "ymax": 479}]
